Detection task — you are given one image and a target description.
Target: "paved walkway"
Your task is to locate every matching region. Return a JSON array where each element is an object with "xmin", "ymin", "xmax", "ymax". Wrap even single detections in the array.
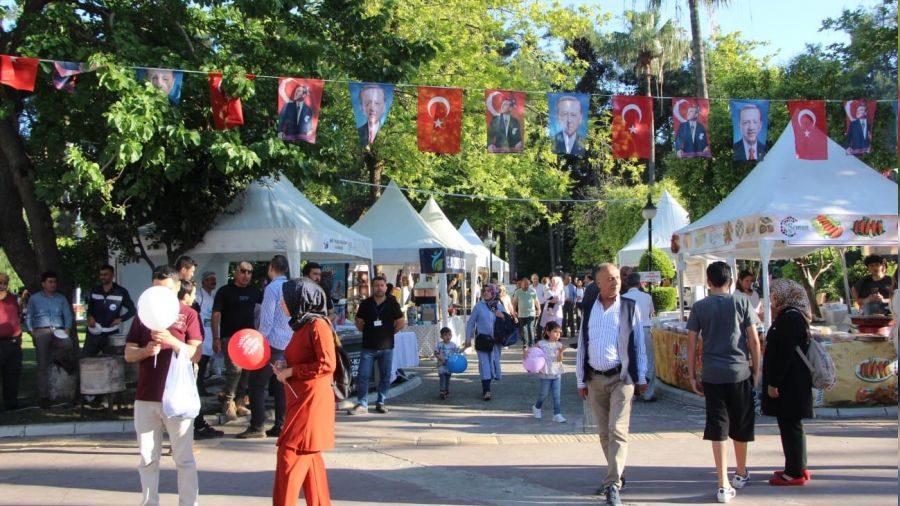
[{"xmin": 0, "ymin": 347, "xmax": 896, "ymax": 505}]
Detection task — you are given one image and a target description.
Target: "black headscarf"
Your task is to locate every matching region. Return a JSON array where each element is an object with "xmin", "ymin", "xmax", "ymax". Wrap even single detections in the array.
[{"xmin": 282, "ymin": 277, "xmax": 328, "ymax": 330}]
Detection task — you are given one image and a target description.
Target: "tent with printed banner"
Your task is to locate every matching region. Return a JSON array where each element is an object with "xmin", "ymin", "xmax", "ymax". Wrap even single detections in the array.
[
  {"xmin": 617, "ymin": 190, "xmax": 691, "ymax": 267},
  {"xmin": 672, "ymin": 124, "xmax": 898, "ymax": 324},
  {"xmin": 116, "ymin": 175, "xmax": 372, "ymax": 299}
]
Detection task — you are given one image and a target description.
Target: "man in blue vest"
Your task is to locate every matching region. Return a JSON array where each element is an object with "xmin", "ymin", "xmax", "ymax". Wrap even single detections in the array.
[{"xmin": 576, "ymin": 263, "xmax": 648, "ymax": 506}]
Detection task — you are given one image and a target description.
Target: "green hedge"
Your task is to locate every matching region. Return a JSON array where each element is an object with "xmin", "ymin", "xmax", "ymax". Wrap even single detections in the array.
[
  {"xmin": 650, "ymin": 287, "xmax": 678, "ymax": 312},
  {"xmin": 638, "ymin": 249, "xmax": 676, "ymax": 281}
]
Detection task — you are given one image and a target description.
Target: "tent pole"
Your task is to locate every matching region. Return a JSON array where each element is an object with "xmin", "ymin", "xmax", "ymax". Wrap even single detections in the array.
[
  {"xmin": 677, "ymin": 253, "xmax": 686, "ymax": 321},
  {"xmin": 759, "ymin": 241, "xmax": 774, "ymax": 328},
  {"xmin": 837, "ymin": 247, "xmax": 852, "ymax": 311}
]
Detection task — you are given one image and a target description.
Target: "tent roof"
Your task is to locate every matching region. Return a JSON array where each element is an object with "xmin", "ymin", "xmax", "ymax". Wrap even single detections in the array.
[
  {"xmin": 674, "ymin": 125, "xmax": 899, "ymax": 260},
  {"xmin": 458, "ymin": 219, "xmax": 507, "ymax": 271},
  {"xmin": 351, "ymin": 181, "xmax": 454, "ymax": 264},
  {"xmin": 172, "ymin": 175, "xmax": 372, "ymax": 261},
  {"xmin": 617, "ymin": 190, "xmax": 691, "ymax": 266},
  {"xmin": 419, "ymin": 198, "xmax": 480, "ymax": 259}
]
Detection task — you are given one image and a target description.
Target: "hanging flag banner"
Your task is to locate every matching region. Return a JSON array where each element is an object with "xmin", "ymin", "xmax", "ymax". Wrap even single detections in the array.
[
  {"xmin": 276, "ymin": 78, "xmax": 323, "ymax": 144},
  {"xmin": 0, "ymin": 55, "xmax": 38, "ymax": 91},
  {"xmin": 730, "ymin": 99, "xmax": 769, "ymax": 161},
  {"xmin": 417, "ymin": 86, "xmax": 463, "ymax": 154},
  {"xmin": 136, "ymin": 68, "xmax": 184, "ymax": 105},
  {"xmin": 548, "ymin": 93, "xmax": 589, "ymax": 156},
  {"xmin": 788, "ymin": 100, "xmax": 828, "ymax": 160},
  {"xmin": 611, "ymin": 95, "xmax": 652, "ymax": 159},
  {"xmin": 349, "ymin": 82, "xmax": 395, "ymax": 147},
  {"xmin": 893, "ymin": 100, "xmax": 898, "ymax": 150},
  {"xmin": 52, "ymin": 61, "xmax": 96, "ymax": 93},
  {"xmin": 208, "ymin": 72, "xmax": 250, "ymax": 130},
  {"xmin": 842, "ymin": 99, "xmax": 876, "ymax": 155},
  {"xmin": 672, "ymin": 97, "xmax": 711, "ymax": 158},
  {"xmin": 485, "ymin": 90, "xmax": 525, "ymax": 153}
]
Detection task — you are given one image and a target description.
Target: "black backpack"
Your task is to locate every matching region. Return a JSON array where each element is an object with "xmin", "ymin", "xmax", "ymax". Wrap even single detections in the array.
[
  {"xmin": 489, "ymin": 301, "xmax": 519, "ymax": 347},
  {"xmin": 332, "ymin": 331, "xmax": 354, "ymax": 401}
]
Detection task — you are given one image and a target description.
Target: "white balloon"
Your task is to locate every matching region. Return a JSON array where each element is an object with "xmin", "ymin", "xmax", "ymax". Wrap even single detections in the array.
[{"xmin": 137, "ymin": 286, "xmax": 180, "ymax": 331}]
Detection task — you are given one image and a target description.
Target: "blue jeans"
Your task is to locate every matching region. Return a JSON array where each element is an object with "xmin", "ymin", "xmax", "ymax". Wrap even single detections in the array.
[
  {"xmin": 518, "ymin": 316, "xmax": 536, "ymax": 347},
  {"xmin": 439, "ymin": 373, "xmax": 451, "ymax": 392},
  {"xmin": 356, "ymin": 347, "xmax": 393, "ymax": 407},
  {"xmin": 535, "ymin": 377, "xmax": 561, "ymax": 415}
]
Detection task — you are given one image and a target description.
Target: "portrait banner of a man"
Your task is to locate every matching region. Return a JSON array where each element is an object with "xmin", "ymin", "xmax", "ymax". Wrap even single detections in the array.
[
  {"xmin": 485, "ymin": 90, "xmax": 526, "ymax": 154},
  {"xmin": 349, "ymin": 82, "xmax": 395, "ymax": 147},
  {"xmin": 547, "ymin": 93, "xmax": 589, "ymax": 156},
  {"xmin": 730, "ymin": 99, "xmax": 769, "ymax": 162},
  {"xmin": 843, "ymin": 99, "xmax": 876, "ymax": 156},
  {"xmin": 136, "ymin": 68, "xmax": 184, "ymax": 105},
  {"xmin": 277, "ymin": 78, "xmax": 324, "ymax": 144},
  {"xmin": 672, "ymin": 97, "xmax": 711, "ymax": 159}
]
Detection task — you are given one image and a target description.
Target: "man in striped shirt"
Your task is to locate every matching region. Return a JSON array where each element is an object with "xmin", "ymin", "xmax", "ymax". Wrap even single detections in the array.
[
  {"xmin": 237, "ymin": 255, "xmax": 293, "ymax": 439},
  {"xmin": 576, "ymin": 263, "xmax": 648, "ymax": 506}
]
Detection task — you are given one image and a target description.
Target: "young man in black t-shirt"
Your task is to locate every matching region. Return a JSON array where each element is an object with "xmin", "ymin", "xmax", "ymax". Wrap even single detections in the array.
[
  {"xmin": 852, "ymin": 254, "xmax": 892, "ymax": 314},
  {"xmin": 348, "ymin": 276, "xmax": 405, "ymax": 415},
  {"xmin": 211, "ymin": 261, "xmax": 263, "ymax": 421}
]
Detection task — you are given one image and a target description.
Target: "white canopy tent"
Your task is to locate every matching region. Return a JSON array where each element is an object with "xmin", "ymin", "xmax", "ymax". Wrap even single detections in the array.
[
  {"xmin": 115, "ymin": 175, "xmax": 373, "ymax": 298},
  {"xmin": 673, "ymin": 125, "xmax": 899, "ymax": 325},
  {"xmin": 458, "ymin": 219, "xmax": 508, "ymax": 281},
  {"xmin": 618, "ymin": 190, "xmax": 691, "ymax": 267}
]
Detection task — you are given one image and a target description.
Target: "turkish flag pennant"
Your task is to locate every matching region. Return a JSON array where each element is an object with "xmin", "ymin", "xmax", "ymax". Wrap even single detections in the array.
[
  {"xmin": 0, "ymin": 55, "xmax": 39, "ymax": 91},
  {"xmin": 612, "ymin": 95, "xmax": 653, "ymax": 159},
  {"xmin": 417, "ymin": 86, "xmax": 463, "ymax": 154},
  {"xmin": 787, "ymin": 100, "xmax": 828, "ymax": 160},
  {"xmin": 208, "ymin": 72, "xmax": 252, "ymax": 130}
]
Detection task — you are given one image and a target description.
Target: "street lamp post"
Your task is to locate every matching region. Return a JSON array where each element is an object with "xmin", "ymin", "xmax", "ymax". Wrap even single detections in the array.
[
  {"xmin": 483, "ymin": 234, "xmax": 496, "ymax": 285},
  {"xmin": 642, "ymin": 195, "xmax": 658, "ymax": 293}
]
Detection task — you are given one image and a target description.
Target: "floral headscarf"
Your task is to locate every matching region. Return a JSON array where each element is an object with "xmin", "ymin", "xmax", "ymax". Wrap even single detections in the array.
[
  {"xmin": 770, "ymin": 278, "xmax": 812, "ymax": 321},
  {"xmin": 482, "ymin": 283, "xmax": 498, "ymax": 300},
  {"xmin": 282, "ymin": 277, "xmax": 329, "ymax": 330}
]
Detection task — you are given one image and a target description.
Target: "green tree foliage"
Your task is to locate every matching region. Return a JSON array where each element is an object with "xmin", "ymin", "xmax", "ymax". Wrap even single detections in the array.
[{"xmin": 650, "ymin": 286, "xmax": 678, "ymax": 312}]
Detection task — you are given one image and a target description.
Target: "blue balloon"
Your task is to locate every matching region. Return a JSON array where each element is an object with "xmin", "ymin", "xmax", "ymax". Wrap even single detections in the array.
[{"xmin": 447, "ymin": 353, "xmax": 468, "ymax": 374}]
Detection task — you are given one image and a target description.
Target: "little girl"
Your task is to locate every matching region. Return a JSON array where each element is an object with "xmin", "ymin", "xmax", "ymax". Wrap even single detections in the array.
[
  {"xmin": 530, "ymin": 321, "xmax": 566, "ymax": 422},
  {"xmin": 433, "ymin": 327, "xmax": 459, "ymax": 399}
]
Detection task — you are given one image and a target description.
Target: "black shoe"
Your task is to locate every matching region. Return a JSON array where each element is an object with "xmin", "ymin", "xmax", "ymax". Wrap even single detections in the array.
[
  {"xmin": 374, "ymin": 403, "xmax": 388, "ymax": 414},
  {"xmin": 605, "ymin": 484, "xmax": 622, "ymax": 506},
  {"xmin": 265, "ymin": 426, "xmax": 282, "ymax": 437},
  {"xmin": 235, "ymin": 428, "xmax": 266, "ymax": 439},
  {"xmin": 194, "ymin": 425, "xmax": 224, "ymax": 439}
]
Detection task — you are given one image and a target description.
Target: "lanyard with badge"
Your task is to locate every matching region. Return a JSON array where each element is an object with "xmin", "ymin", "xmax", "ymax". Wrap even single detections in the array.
[{"xmin": 372, "ymin": 301, "xmax": 386, "ymax": 327}]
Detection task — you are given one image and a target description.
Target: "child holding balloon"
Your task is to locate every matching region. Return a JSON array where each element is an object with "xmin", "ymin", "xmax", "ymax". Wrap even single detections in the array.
[
  {"xmin": 433, "ymin": 327, "xmax": 460, "ymax": 400},
  {"xmin": 530, "ymin": 321, "xmax": 567, "ymax": 422}
]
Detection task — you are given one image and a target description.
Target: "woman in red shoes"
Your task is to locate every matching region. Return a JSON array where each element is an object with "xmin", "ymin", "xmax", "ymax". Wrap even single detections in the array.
[{"xmin": 762, "ymin": 279, "xmax": 814, "ymax": 486}]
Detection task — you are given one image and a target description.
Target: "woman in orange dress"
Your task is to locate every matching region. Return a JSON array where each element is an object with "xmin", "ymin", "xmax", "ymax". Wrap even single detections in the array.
[{"xmin": 273, "ymin": 278, "xmax": 336, "ymax": 506}]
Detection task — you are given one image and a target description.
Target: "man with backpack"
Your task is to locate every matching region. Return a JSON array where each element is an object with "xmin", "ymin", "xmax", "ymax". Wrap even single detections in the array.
[
  {"xmin": 686, "ymin": 262, "xmax": 761, "ymax": 504},
  {"xmin": 237, "ymin": 255, "xmax": 292, "ymax": 439}
]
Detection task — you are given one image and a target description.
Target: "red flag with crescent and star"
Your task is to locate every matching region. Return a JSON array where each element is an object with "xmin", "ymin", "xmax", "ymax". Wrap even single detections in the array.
[
  {"xmin": 787, "ymin": 100, "xmax": 827, "ymax": 160},
  {"xmin": 0, "ymin": 55, "xmax": 39, "ymax": 91},
  {"xmin": 612, "ymin": 95, "xmax": 652, "ymax": 159},
  {"xmin": 417, "ymin": 86, "xmax": 463, "ymax": 153},
  {"xmin": 208, "ymin": 72, "xmax": 253, "ymax": 130}
]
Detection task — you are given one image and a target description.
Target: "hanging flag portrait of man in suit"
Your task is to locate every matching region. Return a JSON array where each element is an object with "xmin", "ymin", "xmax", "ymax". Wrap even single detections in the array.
[
  {"xmin": 52, "ymin": 61, "xmax": 96, "ymax": 93},
  {"xmin": 730, "ymin": 99, "xmax": 769, "ymax": 162},
  {"xmin": 672, "ymin": 97, "xmax": 711, "ymax": 158},
  {"xmin": 276, "ymin": 78, "xmax": 323, "ymax": 144},
  {"xmin": 349, "ymin": 82, "xmax": 395, "ymax": 147},
  {"xmin": 548, "ymin": 93, "xmax": 589, "ymax": 156},
  {"xmin": 485, "ymin": 90, "xmax": 526, "ymax": 153},
  {"xmin": 843, "ymin": 99, "xmax": 876, "ymax": 155},
  {"xmin": 136, "ymin": 68, "xmax": 184, "ymax": 105}
]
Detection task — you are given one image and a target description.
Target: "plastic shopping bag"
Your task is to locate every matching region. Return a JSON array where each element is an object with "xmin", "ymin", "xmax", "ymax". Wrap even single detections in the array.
[{"xmin": 161, "ymin": 347, "xmax": 201, "ymax": 418}]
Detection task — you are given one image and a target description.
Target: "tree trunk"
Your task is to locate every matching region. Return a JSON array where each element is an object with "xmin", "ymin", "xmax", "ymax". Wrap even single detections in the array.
[
  {"xmin": 645, "ymin": 70, "xmax": 656, "ymax": 186},
  {"xmin": 0, "ymin": 159, "xmax": 38, "ymax": 288},
  {"xmin": 364, "ymin": 150, "xmax": 382, "ymax": 205},
  {"xmin": 0, "ymin": 118, "xmax": 66, "ymax": 294},
  {"xmin": 687, "ymin": 0, "xmax": 709, "ymax": 99}
]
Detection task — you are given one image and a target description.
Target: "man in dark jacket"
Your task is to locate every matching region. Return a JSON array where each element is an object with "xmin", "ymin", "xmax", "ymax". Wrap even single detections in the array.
[{"xmin": 84, "ymin": 264, "xmax": 135, "ymax": 357}]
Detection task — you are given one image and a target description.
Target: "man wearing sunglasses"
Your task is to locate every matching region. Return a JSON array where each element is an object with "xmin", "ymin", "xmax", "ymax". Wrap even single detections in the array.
[{"xmin": 212, "ymin": 261, "xmax": 263, "ymax": 421}]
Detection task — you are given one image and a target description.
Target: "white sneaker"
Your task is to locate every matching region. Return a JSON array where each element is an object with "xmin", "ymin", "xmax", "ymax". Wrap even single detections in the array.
[
  {"xmin": 732, "ymin": 471, "xmax": 750, "ymax": 489},
  {"xmin": 717, "ymin": 487, "xmax": 736, "ymax": 503},
  {"xmin": 552, "ymin": 414, "xmax": 567, "ymax": 423},
  {"xmin": 531, "ymin": 405, "xmax": 541, "ymax": 419}
]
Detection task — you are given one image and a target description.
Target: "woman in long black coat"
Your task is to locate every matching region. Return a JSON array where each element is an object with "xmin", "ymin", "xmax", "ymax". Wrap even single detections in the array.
[{"xmin": 762, "ymin": 278, "xmax": 814, "ymax": 486}]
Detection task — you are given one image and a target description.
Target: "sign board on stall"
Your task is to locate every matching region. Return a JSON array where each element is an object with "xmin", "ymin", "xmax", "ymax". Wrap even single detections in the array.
[
  {"xmin": 639, "ymin": 271, "xmax": 661, "ymax": 284},
  {"xmin": 419, "ymin": 248, "xmax": 466, "ymax": 274}
]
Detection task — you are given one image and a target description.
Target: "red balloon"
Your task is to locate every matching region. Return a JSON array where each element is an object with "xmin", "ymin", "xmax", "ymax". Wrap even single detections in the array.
[{"xmin": 227, "ymin": 329, "xmax": 271, "ymax": 370}]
